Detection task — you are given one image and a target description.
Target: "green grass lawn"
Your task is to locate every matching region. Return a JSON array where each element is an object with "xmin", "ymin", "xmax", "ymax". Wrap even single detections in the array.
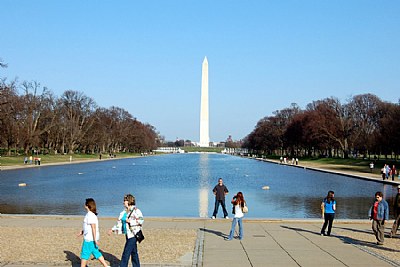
[
  {"xmin": 301, "ymin": 157, "xmax": 397, "ymax": 168},
  {"xmin": 0, "ymin": 153, "xmax": 140, "ymax": 167},
  {"xmin": 265, "ymin": 155, "xmax": 399, "ymax": 176}
]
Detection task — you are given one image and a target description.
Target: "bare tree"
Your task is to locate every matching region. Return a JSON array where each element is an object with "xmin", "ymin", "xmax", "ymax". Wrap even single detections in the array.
[
  {"xmin": 0, "ymin": 80, "xmax": 19, "ymax": 154},
  {"xmin": 376, "ymin": 102, "xmax": 400, "ymax": 158},
  {"xmin": 307, "ymin": 98, "xmax": 356, "ymax": 158},
  {"xmin": 347, "ymin": 94, "xmax": 382, "ymax": 158},
  {"xmin": 244, "ymin": 116, "xmax": 281, "ymax": 155},
  {"xmin": 19, "ymin": 81, "xmax": 57, "ymax": 154},
  {"xmin": 58, "ymin": 90, "xmax": 97, "ymax": 154},
  {"xmin": 272, "ymin": 103, "xmax": 301, "ymax": 155}
]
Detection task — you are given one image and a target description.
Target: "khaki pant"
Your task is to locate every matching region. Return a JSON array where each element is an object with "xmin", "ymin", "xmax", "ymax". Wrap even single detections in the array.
[
  {"xmin": 390, "ymin": 214, "xmax": 400, "ymax": 237},
  {"xmin": 372, "ymin": 219, "xmax": 385, "ymax": 244}
]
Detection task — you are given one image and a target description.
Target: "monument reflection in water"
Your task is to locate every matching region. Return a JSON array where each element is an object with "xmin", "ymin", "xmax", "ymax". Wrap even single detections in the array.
[
  {"xmin": 198, "ymin": 154, "xmax": 209, "ymax": 217},
  {"xmin": 0, "ymin": 153, "xmax": 397, "ymax": 219}
]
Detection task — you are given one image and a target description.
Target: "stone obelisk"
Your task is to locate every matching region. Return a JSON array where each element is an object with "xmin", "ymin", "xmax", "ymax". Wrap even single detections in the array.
[{"xmin": 199, "ymin": 57, "xmax": 210, "ymax": 147}]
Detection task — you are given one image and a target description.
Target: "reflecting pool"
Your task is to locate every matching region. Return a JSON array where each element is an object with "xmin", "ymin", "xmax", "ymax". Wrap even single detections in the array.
[{"xmin": 0, "ymin": 153, "xmax": 396, "ymax": 219}]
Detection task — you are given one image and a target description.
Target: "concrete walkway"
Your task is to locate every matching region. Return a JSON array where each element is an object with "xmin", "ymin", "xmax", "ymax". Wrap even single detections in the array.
[
  {"xmin": 198, "ymin": 220, "xmax": 399, "ymax": 267},
  {"xmin": 1, "ymin": 216, "xmax": 400, "ymax": 267}
]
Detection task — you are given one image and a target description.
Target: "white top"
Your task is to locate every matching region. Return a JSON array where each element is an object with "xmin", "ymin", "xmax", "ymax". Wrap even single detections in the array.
[
  {"xmin": 83, "ymin": 211, "xmax": 99, "ymax": 241},
  {"xmin": 112, "ymin": 207, "xmax": 144, "ymax": 239},
  {"xmin": 233, "ymin": 204, "xmax": 244, "ymax": 218},
  {"xmin": 126, "ymin": 207, "xmax": 144, "ymax": 239}
]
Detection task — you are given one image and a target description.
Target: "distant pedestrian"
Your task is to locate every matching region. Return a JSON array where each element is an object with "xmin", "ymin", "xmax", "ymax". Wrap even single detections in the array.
[
  {"xmin": 320, "ymin": 191, "xmax": 336, "ymax": 236},
  {"xmin": 390, "ymin": 185, "xmax": 400, "ymax": 238},
  {"xmin": 381, "ymin": 166, "xmax": 386, "ymax": 180},
  {"xmin": 211, "ymin": 178, "xmax": 229, "ymax": 219},
  {"xmin": 78, "ymin": 198, "xmax": 109, "ymax": 267},
  {"xmin": 225, "ymin": 192, "xmax": 246, "ymax": 240},
  {"xmin": 295, "ymin": 158, "xmax": 299, "ymax": 165},
  {"xmin": 369, "ymin": 162, "xmax": 374, "ymax": 172},
  {"xmin": 368, "ymin": 191, "xmax": 389, "ymax": 245},
  {"xmin": 29, "ymin": 156, "xmax": 32, "ymax": 164},
  {"xmin": 385, "ymin": 164, "xmax": 391, "ymax": 180},
  {"xmin": 391, "ymin": 165, "xmax": 396, "ymax": 181},
  {"xmin": 279, "ymin": 156, "xmax": 283, "ymax": 164},
  {"xmin": 24, "ymin": 157, "xmax": 28, "ymax": 164}
]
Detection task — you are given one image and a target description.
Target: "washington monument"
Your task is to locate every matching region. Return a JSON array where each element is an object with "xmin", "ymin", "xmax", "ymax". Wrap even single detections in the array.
[{"xmin": 199, "ymin": 56, "xmax": 210, "ymax": 147}]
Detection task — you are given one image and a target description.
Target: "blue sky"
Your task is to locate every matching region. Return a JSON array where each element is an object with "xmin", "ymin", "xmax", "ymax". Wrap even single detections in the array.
[{"xmin": 1, "ymin": 1, "xmax": 399, "ymax": 142}]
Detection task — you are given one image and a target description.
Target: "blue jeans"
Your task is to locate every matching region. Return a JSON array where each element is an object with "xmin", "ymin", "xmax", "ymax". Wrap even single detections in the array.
[
  {"xmin": 213, "ymin": 199, "xmax": 228, "ymax": 217},
  {"xmin": 120, "ymin": 236, "xmax": 140, "ymax": 267},
  {"xmin": 228, "ymin": 217, "xmax": 243, "ymax": 240}
]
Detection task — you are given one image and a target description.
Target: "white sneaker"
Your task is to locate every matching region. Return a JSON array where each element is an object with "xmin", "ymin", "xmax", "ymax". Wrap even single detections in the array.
[
  {"xmin": 211, "ymin": 216, "xmax": 216, "ymax": 219},
  {"xmin": 225, "ymin": 216, "xmax": 229, "ymax": 219}
]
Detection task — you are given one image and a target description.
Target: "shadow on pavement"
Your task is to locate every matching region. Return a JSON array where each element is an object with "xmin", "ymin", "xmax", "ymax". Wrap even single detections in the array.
[
  {"xmin": 64, "ymin": 250, "xmax": 120, "ymax": 267},
  {"xmin": 334, "ymin": 226, "xmax": 372, "ymax": 235},
  {"xmin": 200, "ymin": 227, "xmax": 228, "ymax": 238},
  {"xmin": 280, "ymin": 225, "xmax": 320, "ymax": 236},
  {"xmin": 102, "ymin": 251, "xmax": 120, "ymax": 266},
  {"xmin": 337, "ymin": 236, "xmax": 400, "ymax": 252},
  {"xmin": 63, "ymin": 250, "xmax": 80, "ymax": 267},
  {"xmin": 280, "ymin": 225, "xmax": 400, "ymax": 253}
]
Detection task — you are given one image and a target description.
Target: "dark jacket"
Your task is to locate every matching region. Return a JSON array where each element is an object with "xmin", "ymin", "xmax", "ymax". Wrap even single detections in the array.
[{"xmin": 213, "ymin": 184, "xmax": 228, "ymax": 201}]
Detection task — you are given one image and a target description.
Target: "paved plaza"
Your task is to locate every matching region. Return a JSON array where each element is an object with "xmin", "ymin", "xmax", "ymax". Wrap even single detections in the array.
[{"xmin": 1, "ymin": 216, "xmax": 400, "ymax": 267}]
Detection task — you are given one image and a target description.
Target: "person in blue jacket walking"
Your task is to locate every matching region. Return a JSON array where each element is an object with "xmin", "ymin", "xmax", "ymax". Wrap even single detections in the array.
[{"xmin": 368, "ymin": 191, "xmax": 389, "ymax": 245}]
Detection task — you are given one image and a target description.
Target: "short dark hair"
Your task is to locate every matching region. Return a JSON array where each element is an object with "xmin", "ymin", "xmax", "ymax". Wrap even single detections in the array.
[{"xmin": 375, "ymin": 191, "xmax": 383, "ymax": 198}]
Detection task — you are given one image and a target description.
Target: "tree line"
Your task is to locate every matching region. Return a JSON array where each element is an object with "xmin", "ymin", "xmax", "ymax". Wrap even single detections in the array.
[
  {"xmin": 243, "ymin": 94, "xmax": 400, "ymax": 159},
  {"xmin": 0, "ymin": 66, "xmax": 159, "ymax": 156}
]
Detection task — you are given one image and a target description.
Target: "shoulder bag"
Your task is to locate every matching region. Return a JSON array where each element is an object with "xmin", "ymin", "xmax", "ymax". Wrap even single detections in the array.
[
  {"xmin": 242, "ymin": 202, "xmax": 249, "ymax": 213},
  {"xmin": 128, "ymin": 208, "xmax": 145, "ymax": 243}
]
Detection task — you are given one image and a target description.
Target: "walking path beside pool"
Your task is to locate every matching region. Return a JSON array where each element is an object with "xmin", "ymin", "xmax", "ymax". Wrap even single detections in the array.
[
  {"xmin": 1, "ymin": 215, "xmax": 400, "ymax": 267},
  {"xmin": 256, "ymin": 157, "xmax": 400, "ymax": 187}
]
